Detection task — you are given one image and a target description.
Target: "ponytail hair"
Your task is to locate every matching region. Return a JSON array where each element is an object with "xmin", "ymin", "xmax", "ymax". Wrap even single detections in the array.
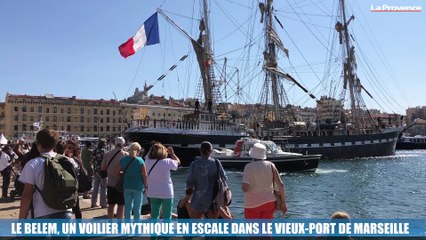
[{"xmin": 128, "ymin": 142, "xmax": 142, "ymax": 158}]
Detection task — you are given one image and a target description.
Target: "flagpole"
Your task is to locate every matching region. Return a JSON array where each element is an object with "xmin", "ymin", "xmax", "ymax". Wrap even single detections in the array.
[{"xmin": 157, "ymin": 9, "xmax": 200, "ymax": 46}]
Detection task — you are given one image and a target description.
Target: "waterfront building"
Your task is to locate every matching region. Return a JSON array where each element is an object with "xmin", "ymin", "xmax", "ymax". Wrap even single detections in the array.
[
  {"xmin": 316, "ymin": 96, "xmax": 344, "ymax": 125},
  {"xmin": 3, "ymin": 93, "xmax": 135, "ymax": 139},
  {"xmin": 131, "ymin": 104, "xmax": 193, "ymax": 125},
  {"xmin": 405, "ymin": 106, "xmax": 426, "ymax": 136},
  {"xmin": 0, "ymin": 102, "xmax": 5, "ymax": 134}
]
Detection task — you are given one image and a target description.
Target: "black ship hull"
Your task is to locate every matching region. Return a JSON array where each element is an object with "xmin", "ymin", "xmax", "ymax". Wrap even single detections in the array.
[
  {"xmin": 271, "ymin": 131, "xmax": 400, "ymax": 160},
  {"xmin": 126, "ymin": 129, "xmax": 400, "ymax": 165},
  {"xmin": 125, "ymin": 130, "xmax": 244, "ymax": 167},
  {"xmin": 217, "ymin": 155, "xmax": 320, "ymax": 172}
]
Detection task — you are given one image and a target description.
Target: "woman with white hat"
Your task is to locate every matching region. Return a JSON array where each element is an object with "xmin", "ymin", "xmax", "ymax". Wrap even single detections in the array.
[{"xmin": 241, "ymin": 143, "xmax": 287, "ymax": 218}]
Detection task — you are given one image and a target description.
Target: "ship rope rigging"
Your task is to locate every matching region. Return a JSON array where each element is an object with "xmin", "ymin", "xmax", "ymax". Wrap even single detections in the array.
[{"xmin": 123, "ymin": 0, "xmax": 407, "ymax": 129}]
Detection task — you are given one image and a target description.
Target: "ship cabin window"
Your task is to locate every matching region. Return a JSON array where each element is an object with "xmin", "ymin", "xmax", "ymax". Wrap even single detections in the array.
[{"xmin": 243, "ymin": 144, "xmax": 254, "ymax": 152}]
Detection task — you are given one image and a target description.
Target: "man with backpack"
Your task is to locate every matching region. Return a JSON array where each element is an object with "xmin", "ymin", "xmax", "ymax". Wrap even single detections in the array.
[{"xmin": 19, "ymin": 129, "xmax": 78, "ymax": 219}]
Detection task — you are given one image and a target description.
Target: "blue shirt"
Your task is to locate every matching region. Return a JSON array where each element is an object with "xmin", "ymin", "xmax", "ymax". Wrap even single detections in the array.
[
  {"xmin": 186, "ymin": 156, "xmax": 226, "ymax": 212},
  {"xmin": 120, "ymin": 156, "xmax": 145, "ymax": 191}
]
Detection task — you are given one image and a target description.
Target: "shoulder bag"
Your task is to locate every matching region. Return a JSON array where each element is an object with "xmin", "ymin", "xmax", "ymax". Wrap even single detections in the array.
[
  {"xmin": 100, "ymin": 150, "xmax": 121, "ymax": 178},
  {"xmin": 272, "ymin": 165, "xmax": 282, "ymax": 211},
  {"xmin": 115, "ymin": 157, "xmax": 135, "ymax": 193}
]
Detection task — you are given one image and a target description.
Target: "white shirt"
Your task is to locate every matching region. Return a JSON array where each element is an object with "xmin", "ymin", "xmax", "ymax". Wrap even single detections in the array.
[
  {"xmin": 0, "ymin": 152, "xmax": 11, "ymax": 171},
  {"xmin": 242, "ymin": 160, "xmax": 276, "ymax": 208},
  {"xmin": 145, "ymin": 158, "xmax": 179, "ymax": 199},
  {"xmin": 19, "ymin": 151, "xmax": 72, "ymax": 218}
]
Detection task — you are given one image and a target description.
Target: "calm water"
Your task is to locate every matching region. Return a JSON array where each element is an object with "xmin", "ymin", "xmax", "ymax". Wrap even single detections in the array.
[{"xmin": 169, "ymin": 150, "xmax": 426, "ymax": 219}]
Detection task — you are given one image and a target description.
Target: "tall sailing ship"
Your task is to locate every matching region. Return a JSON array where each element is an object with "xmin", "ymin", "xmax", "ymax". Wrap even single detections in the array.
[
  {"xmin": 252, "ymin": 0, "xmax": 402, "ymax": 159},
  {"xmin": 125, "ymin": 0, "xmax": 402, "ymax": 162},
  {"xmin": 125, "ymin": 0, "xmax": 250, "ymax": 166}
]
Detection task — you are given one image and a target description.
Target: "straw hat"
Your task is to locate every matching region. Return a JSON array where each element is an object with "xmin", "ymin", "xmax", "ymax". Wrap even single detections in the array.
[{"xmin": 249, "ymin": 143, "xmax": 267, "ymax": 160}]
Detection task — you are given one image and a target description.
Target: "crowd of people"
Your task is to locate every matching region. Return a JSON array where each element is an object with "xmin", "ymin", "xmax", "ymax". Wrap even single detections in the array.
[{"xmin": 1, "ymin": 128, "xmax": 348, "ymax": 221}]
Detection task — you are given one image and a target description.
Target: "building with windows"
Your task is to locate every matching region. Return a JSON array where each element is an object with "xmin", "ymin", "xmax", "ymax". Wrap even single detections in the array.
[
  {"xmin": 131, "ymin": 104, "xmax": 194, "ymax": 124},
  {"xmin": 3, "ymin": 93, "xmax": 134, "ymax": 139},
  {"xmin": 0, "ymin": 102, "xmax": 5, "ymax": 134},
  {"xmin": 405, "ymin": 106, "xmax": 426, "ymax": 136}
]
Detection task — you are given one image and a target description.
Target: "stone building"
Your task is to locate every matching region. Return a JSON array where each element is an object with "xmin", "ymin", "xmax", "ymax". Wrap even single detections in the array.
[
  {"xmin": 0, "ymin": 102, "xmax": 5, "ymax": 134},
  {"xmin": 316, "ymin": 96, "xmax": 343, "ymax": 124},
  {"xmin": 3, "ymin": 93, "xmax": 134, "ymax": 139},
  {"xmin": 405, "ymin": 106, "xmax": 426, "ymax": 136}
]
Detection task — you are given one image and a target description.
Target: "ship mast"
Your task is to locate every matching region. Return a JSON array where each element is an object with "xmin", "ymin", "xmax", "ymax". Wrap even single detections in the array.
[
  {"xmin": 260, "ymin": 0, "xmax": 281, "ymax": 121},
  {"xmin": 338, "ymin": 0, "xmax": 369, "ymax": 132},
  {"xmin": 266, "ymin": 1, "xmax": 280, "ymax": 120},
  {"xmin": 201, "ymin": 0, "xmax": 214, "ymax": 107}
]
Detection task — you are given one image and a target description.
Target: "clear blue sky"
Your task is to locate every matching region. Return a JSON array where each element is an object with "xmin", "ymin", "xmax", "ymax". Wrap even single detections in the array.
[{"xmin": 0, "ymin": 0, "xmax": 424, "ymax": 115}]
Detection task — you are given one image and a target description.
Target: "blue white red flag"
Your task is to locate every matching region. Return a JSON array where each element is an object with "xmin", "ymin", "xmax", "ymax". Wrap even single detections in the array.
[{"xmin": 118, "ymin": 12, "xmax": 159, "ymax": 58}]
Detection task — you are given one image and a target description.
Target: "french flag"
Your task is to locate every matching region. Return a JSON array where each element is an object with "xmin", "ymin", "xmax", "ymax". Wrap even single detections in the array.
[{"xmin": 119, "ymin": 12, "xmax": 160, "ymax": 58}]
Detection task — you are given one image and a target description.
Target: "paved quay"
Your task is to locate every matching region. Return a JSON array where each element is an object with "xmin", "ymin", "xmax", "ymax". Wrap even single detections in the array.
[{"xmin": 0, "ymin": 179, "xmax": 107, "ymax": 219}]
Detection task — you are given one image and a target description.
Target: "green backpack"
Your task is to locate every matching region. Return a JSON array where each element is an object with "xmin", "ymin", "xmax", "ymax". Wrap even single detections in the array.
[{"xmin": 35, "ymin": 154, "xmax": 79, "ymax": 210}]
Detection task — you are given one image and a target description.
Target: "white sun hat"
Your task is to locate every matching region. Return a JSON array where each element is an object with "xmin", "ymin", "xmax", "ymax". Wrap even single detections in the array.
[
  {"xmin": 249, "ymin": 143, "xmax": 267, "ymax": 160},
  {"xmin": 115, "ymin": 136, "xmax": 126, "ymax": 145}
]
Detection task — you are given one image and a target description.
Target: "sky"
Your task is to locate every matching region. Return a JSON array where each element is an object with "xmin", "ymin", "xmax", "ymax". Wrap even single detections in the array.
[{"xmin": 0, "ymin": 0, "xmax": 425, "ymax": 115}]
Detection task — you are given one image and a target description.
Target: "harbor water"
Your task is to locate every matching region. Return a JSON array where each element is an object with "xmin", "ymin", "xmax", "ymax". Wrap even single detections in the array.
[{"xmin": 169, "ymin": 150, "xmax": 426, "ymax": 219}]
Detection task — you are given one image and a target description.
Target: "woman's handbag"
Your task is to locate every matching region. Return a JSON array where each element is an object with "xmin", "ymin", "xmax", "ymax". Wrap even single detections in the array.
[
  {"xmin": 115, "ymin": 158, "xmax": 135, "ymax": 193},
  {"xmin": 272, "ymin": 165, "xmax": 281, "ymax": 211}
]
